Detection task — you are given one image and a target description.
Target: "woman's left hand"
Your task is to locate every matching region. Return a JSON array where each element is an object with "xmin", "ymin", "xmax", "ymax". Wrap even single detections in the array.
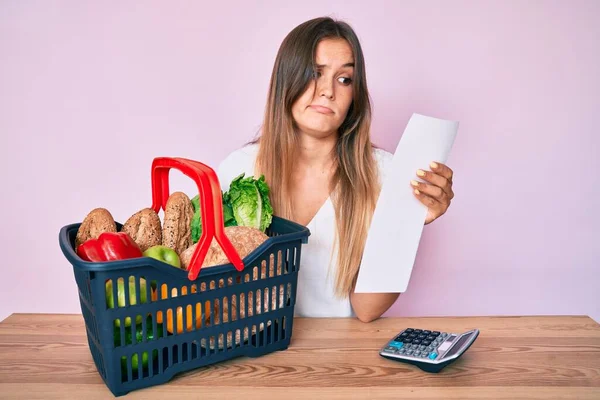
[{"xmin": 410, "ymin": 162, "xmax": 454, "ymax": 225}]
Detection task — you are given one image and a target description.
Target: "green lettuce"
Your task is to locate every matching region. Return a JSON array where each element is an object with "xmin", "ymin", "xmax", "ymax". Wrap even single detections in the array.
[
  {"xmin": 191, "ymin": 195, "xmax": 202, "ymax": 244},
  {"xmin": 222, "ymin": 193, "xmax": 237, "ymax": 228},
  {"xmin": 227, "ymin": 174, "xmax": 273, "ymax": 231},
  {"xmin": 191, "ymin": 192, "xmax": 238, "ymax": 243},
  {"xmin": 190, "ymin": 173, "xmax": 273, "ymax": 243}
]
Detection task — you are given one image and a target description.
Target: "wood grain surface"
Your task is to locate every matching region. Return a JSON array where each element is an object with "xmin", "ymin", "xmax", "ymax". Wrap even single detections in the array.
[{"xmin": 0, "ymin": 313, "xmax": 599, "ymax": 399}]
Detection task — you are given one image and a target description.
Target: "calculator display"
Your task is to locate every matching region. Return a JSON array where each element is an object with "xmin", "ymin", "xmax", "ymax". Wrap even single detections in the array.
[
  {"xmin": 437, "ymin": 335, "xmax": 455, "ymax": 352},
  {"xmin": 444, "ymin": 334, "xmax": 471, "ymax": 358}
]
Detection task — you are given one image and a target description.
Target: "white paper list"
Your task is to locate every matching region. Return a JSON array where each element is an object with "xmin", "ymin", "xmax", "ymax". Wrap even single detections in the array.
[{"xmin": 354, "ymin": 113, "xmax": 459, "ymax": 293}]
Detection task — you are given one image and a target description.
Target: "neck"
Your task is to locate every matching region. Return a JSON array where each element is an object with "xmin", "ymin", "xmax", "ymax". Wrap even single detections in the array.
[{"xmin": 296, "ymin": 132, "xmax": 337, "ymax": 171}]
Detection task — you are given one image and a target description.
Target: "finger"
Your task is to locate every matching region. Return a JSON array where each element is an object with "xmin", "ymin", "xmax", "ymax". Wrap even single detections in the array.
[
  {"xmin": 411, "ymin": 180, "xmax": 448, "ymax": 202},
  {"xmin": 429, "ymin": 162, "xmax": 453, "ymax": 182},
  {"xmin": 416, "ymin": 168, "xmax": 452, "ymax": 196},
  {"xmin": 413, "ymin": 188, "xmax": 442, "ymax": 209}
]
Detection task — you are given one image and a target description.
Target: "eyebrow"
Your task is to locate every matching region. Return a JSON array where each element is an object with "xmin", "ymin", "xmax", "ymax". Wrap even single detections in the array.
[{"xmin": 316, "ymin": 62, "xmax": 355, "ymax": 68}]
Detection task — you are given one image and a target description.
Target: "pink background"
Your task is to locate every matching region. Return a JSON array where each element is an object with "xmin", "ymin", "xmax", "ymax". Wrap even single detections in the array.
[{"xmin": 1, "ymin": 1, "xmax": 598, "ymax": 323}]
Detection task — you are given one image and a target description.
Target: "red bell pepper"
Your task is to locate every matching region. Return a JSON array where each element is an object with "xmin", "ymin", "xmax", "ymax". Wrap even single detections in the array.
[{"xmin": 77, "ymin": 232, "xmax": 143, "ymax": 262}]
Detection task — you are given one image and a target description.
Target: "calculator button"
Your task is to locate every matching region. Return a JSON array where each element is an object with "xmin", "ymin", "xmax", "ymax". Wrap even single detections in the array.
[
  {"xmin": 403, "ymin": 338, "xmax": 413, "ymax": 344},
  {"xmin": 419, "ymin": 345, "xmax": 426, "ymax": 350},
  {"xmin": 418, "ymin": 334, "xmax": 426, "ymax": 339},
  {"xmin": 432, "ymin": 331, "xmax": 440, "ymax": 336},
  {"xmin": 413, "ymin": 339, "xmax": 422, "ymax": 345},
  {"xmin": 422, "ymin": 340, "xmax": 431, "ymax": 346},
  {"xmin": 414, "ymin": 329, "xmax": 422, "ymax": 334},
  {"xmin": 389, "ymin": 341, "xmax": 404, "ymax": 349},
  {"xmin": 426, "ymin": 335, "xmax": 435, "ymax": 341},
  {"xmin": 441, "ymin": 332, "xmax": 448, "ymax": 338},
  {"xmin": 405, "ymin": 328, "xmax": 414, "ymax": 333},
  {"xmin": 384, "ymin": 346, "xmax": 396, "ymax": 352},
  {"xmin": 406, "ymin": 350, "xmax": 414, "ymax": 355},
  {"xmin": 423, "ymin": 330, "xmax": 431, "ymax": 334},
  {"xmin": 428, "ymin": 352, "xmax": 438, "ymax": 360}
]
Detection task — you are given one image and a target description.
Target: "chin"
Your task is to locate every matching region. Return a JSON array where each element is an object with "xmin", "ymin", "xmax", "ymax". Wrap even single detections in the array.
[
  {"xmin": 298, "ymin": 120, "xmax": 339, "ymax": 138},
  {"xmin": 304, "ymin": 127, "xmax": 338, "ymax": 139}
]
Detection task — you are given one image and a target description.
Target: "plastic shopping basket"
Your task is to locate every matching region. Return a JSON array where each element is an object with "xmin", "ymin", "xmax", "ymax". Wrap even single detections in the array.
[{"xmin": 58, "ymin": 157, "xmax": 310, "ymax": 397}]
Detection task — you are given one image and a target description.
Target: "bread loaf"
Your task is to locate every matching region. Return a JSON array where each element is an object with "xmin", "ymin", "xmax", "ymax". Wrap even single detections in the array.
[
  {"xmin": 162, "ymin": 192, "xmax": 194, "ymax": 255},
  {"xmin": 75, "ymin": 208, "xmax": 117, "ymax": 249},
  {"xmin": 121, "ymin": 208, "xmax": 162, "ymax": 252}
]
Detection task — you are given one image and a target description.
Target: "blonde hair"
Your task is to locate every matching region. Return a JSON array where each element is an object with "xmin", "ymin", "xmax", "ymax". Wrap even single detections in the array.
[{"xmin": 254, "ymin": 17, "xmax": 381, "ymax": 298}]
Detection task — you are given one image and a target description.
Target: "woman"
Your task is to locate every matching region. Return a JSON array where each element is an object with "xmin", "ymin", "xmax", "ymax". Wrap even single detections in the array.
[{"xmin": 217, "ymin": 17, "xmax": 454, "ymax": 322}]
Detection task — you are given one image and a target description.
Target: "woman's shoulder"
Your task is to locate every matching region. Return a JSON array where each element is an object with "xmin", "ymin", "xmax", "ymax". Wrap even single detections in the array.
[
  {"xmin": 216, "ymin": 143, "xmax": 259, "ymax": 191},
  {"xmin": 373, "ymin": 146, "xmax": 393, "ymax": 164},
  {"xmin": 220, "ymin": 142, "xmax": 260, "ymax": 165},
  {"xmin": 372, "ymin": 146, "xmax": 393, "ymax": 179}
]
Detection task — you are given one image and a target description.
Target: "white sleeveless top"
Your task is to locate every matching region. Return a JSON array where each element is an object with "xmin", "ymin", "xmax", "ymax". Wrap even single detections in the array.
[{"xmin": 216, "ymin": 143, "xmax": 393, "ymax": 318}]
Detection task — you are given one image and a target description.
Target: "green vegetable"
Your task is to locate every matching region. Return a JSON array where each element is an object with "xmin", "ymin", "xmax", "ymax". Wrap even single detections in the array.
[
  {"xmin": 191, "ymin": 195, "xmax": 202, "ymax": 244},
  {"xmin": 191, "ymin": 192, "xmax": 238, "ymax": 243},
  {"xmin": 222, "ymin": 192, "xmax": 237, "ymax": 228},
  {"xmin": 114, "ymin": 315, "xmax": 163, "ymax": 376},
  {"xmin": 227, "ymin": 174, "xmax": 273, "ymax": 231},
  {"xmin": 255, "ymin": 175, "xmax": 274, "ymax": 231},
  {"xmin": 105, "ymin": 277, "xmax": 149, "ymax": 327},
  {"xmin": 190, "ymin": 174, "xmax": 273, "ymax": 243}
]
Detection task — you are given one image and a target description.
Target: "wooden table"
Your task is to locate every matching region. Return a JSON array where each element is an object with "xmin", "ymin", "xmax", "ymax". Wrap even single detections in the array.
[{"xmin": 0, "ymin": 314, "xmax": 599, "ymax": 399}]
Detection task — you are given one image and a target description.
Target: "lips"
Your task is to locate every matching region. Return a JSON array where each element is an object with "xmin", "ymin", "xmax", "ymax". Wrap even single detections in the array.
[{"xmin": 309, "ymin": 105, "xmax": 334, "ymax": 114}]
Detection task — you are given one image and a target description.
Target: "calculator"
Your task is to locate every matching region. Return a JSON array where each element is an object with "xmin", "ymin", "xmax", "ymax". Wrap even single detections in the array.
[{"xmin": 379, "ymin": 327, "xmax": 479, "ymax": 373}]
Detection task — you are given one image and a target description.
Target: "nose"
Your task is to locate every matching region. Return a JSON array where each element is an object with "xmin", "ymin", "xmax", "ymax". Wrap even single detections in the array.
[{"xmin": 318, "ymin": 78, "xmax": 334, "ymax": 100}]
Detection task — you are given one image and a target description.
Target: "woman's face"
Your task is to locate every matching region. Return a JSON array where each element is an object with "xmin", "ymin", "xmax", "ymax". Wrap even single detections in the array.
[{"xmin": 291, "ymin": 38, "xmax": 354, "ymax": 140}]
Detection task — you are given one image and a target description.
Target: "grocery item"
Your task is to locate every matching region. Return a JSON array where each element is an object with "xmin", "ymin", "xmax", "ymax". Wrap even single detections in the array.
[
  {"xmin": 143, "ymin": 245, "xmax": 181, "ymax": 268},
  {"xmin": 121, "ymin": 208, "xmax": 162, "ymax": 252},
  {"xmin": 190, "ymin": 173, "xmax": 274, "ymax": 243},
  {"xmin": 226, "ymin": 174, "xmax": 273, "ymax": 232},
  {"xmin": 162, "ymin": 191, "xmax": 194, "ymax": 256},
  {"xmin": 115, "ymin": 315, "xmax": 164, "ymax": 378},
  {"xmin": 75, "ymin": 208, "xmax": 117, "ymax": 249},
  {"xmin": 76, "ymin": 231, "xmax": 143, "ymax": 262},
  {"xmin": 191, "ymin": 191, "xmax": 237, "ymax": 243},
  {"xmin": 106, "ymin": 276, "xmax": 150, "ymax": 327}
]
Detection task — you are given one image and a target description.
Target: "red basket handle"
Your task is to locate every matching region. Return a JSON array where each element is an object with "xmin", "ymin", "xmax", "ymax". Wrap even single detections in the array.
[{"xmin": 150, "ymin": 157, "xmax": 244, "ymax": 280}]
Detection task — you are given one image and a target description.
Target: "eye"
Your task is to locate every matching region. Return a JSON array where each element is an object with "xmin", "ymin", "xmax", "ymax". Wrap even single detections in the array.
[
  {"xmin": 338, "ymin": 77, "xmax": 353, "ymax": 86},
  {"xmin": 312, "ymin": 70, "xmax": 322, "ymax": 79}
]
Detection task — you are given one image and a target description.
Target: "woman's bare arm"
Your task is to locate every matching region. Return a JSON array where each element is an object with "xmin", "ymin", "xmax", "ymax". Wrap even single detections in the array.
[{"xmin": 350, "ymin": 291, "xmax": 400, "ymax": 323}]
